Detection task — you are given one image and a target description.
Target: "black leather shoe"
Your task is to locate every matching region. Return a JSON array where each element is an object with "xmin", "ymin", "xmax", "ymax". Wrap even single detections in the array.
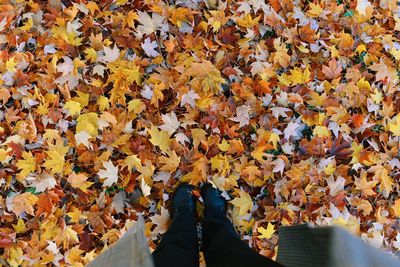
[
  {"xmin": 171, "ymin": 183, "xmax": 196, "ymax": 218},
  {"xmin": 200, "ymin": 183, "xmax": 227, "ymax": 214}
]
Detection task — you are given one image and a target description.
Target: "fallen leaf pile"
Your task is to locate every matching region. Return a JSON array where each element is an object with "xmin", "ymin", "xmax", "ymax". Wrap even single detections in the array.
[{"xmin": 1, "ymin": 0, "xmax": 400, "ymax": 265}]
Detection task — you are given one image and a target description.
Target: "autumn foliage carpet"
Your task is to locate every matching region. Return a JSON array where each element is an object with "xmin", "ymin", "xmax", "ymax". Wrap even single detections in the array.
[{"xmin": 1, "ymin": 0, "xmax": 400, "ymax": 266}]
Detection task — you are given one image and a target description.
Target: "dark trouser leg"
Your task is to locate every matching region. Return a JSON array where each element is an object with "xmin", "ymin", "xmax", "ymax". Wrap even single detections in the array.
[
  {"xmin": 152, "ymin": 210, "xmax": 199, "ymax": 267},
  {"xmin": 202, "ymin": 208, "xmax": 284, "ymax": 267}
]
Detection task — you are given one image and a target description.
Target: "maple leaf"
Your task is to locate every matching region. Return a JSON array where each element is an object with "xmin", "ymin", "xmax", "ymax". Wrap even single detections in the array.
[
  {"xmin": 159, "ymin": 112, "xmax": 180, "ymax": 135},
  {"xmin": 326, "ymin": 176, "xmax": 346, "ymax": 197},
  {"xmin": 84, "ymin": 47, "xmax": 97, "ymax": 62},
  {"xmin": 76, "ymin": 113, "xmax": 99, "ymax": 136},
  {"xmin": 230, "ymin": 190, "xmax": 253, "ymax": 216},
  {"xmin": 257, "ymin": 222, "xmax": 275, "ymax": 239},
  {"xmin": 241, "ymin": 165, "xmax": 261, "ymax": 183},
  {"xmin": 124, "ymin": 155, "xmax": 142, "ymax": 172},
  {"xmin": 388, "ymin": 115, "xmax": 400, "ymax": 136},
  {"xmin": 354, "ymin": 170, "xmax": 378, "ymax": 197},
  {"xmin": 99, "ymin": 45, "xmax": 120, "ymax": 63},
  {"xmin": 16, "ymin": 151, "xmax": 36, "ymax": 180},
  {"xmin": 63, "ymin": 100, "xmax": 82, "ymax": 117},
  {"xmin": 136, "ymin": 11, "xmax": 168, "ymax": 37},
  {"xmin": 43, "ymin": 150, "xmax": 65, "ymax": 175},
  {"xmin": 10, "ymin": 192, "xmax": 38, "ymax": 217},
  {"xmin": 57, "ymin": 56, "xmax": 74, "ymax": 75},
  {"xmin": 30, "ymin": 171, "xmax": 57, "ymax": 193},
  {"xmin": 151, "ymin": 207, "xmax": 170, "ymax": 234},
  {"xmin": 140, "ymin": 177, "xmax": 151, "ymax": 197},
  {"xmin": 141, "ymin": 37, "xmax": 160, "ymax": 57},
  {"xmin": 180, "ymin": 90, "xmax": 200, "ymax": 107},
  {"xmin": 13, "ymin": 218, "xmax": 27, "ymax": 234},
  {"xmin": 272, "ymin": 37, "xmax": 291, "ymax": 68},
  {"xmin": 68, "ymin": 172, "xmax": 93, "ymax": 193},
  {"xmin": 210, "ymin": 154, "xmax": 229, "ymax": 176},
  {"xmin": 236, "ymin": 14, "xmax": 260, "ymax": 28},
  {"xmin": 127, "ymin": 99, "xmax": 146, "ymax": 115},
  {"xmin": 6, "ymin": 56, "xmax": 17, "ymax": 72},
  {"xmin": 186, "ymin": 60, "xmax": 226, "ymax": 95},
  {"xmin": 159, "ymin": 150, "xmax": 180, "ymax": 172},
  {"xmin": 356, "ymin": 0, "xmax": 373, "ymax": 16},
  {"xmin": 98, "ymin": 161, "xmax": 119, "ymax": 187},
  {"xmin": 191, "ymin": 128, "xmax": 207, "ymax": 149},
  {"xmin": 75, "ymin": 131, "xmax": 92, "ymax": 149},
  {"xmin": 371, "ymin": 165, "xmax": 394, "ymax": 198},
  {"xmin": 67, "ymin": 207, "xmax": 87, "ymax": 224},
  {"xmin": 230, "ymin": 105, "xmax": 251, "ymax": 128},
  {"xmin": 148, "ymin": 126, "xmax": 171, "ymax": 152},
  {"xmin": 322, "ymin": 58, "xmax": 342, "ymax": 79}
]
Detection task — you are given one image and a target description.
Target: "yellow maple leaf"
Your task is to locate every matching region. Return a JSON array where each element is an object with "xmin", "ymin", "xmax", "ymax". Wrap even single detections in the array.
[
  {"xmin": 354, "ymin": 170, "xmax": 378, "ymax": 197},
  {"xmin": 65, "ymin": 246, "xmax": 84, "ymax": 265},
  {"xmin": 191, "ymin": 128, "xmax": 207, "ymax": 149},
  {"xmin": 289, "ymin": 66, "xmax": 310, "ymax": 85},
  {"xmin": 257, "ymin": 222, "xmax": 275, "ymax": 239},
  {"xmin": 6, "ymin": 56, "xmax": 17, "ymax": 72},
  {"xmin": 210, "ymin": 154, "xmax": 229, "ymax": 176},
  {"xmin": 51, "ymin": 25, "xmax": 82, "ymax": 46},
  {"xmin": 268, "ymin": 132, "xmax": 280, "ymax": 149},
  {"xmin": 136, "ymin": 160, "xmax": 155, "ymax": 183},
  {"xmin": 124, "ymin": 155, "xmax": 142, "ymax": 172},
  {"xmin": 370, "ymin": 88, "xmax": 382, "ymax": 104},
  {"xmin": 149, "ymin": 126, "xmax": 171, "ymax": 152},
  {"xmin": 313, "ymin": 125, "xmax": 331, "ymax": 137},
  {"xmin": 84, "ymin": 47, "xmax": 97, "ymax": 62},
  {"xmin": 159, "ymin": 150, "xmax": 181, "ymax": 172},
  {"xmin": 13, "ymin": 218, "xmax": 27, "ymax": 234},
  {"xmin": 324, "ymin": 162, "xmax": 336, "ymax": 175},
  {"xmin": 372, "ymin": 165, "xmax": 394, "ymax": 196},
  {"xmin": 218, "ymin": 139, "xmax": 230, "ymax": 152},
  {"xmin": 67, "ymin": 207, "xmax": 87, "ymax": 224},
  {"xmin": 76, "ymin": 112, "xmax": 98, "ymax": 136},
  {"xmin": 241, "ymin": 165, "xmax": 261, "ymax": 183},
  {"xmin": 8, "ymin": 246, "xmax": 23, "ymax": 267},
  {"xmin": 43, "ymin": 129, "xmax": 61, "ymax": 143},
  {"xmin": 181, "ymin": 156, "xmax": 208, "ymax": 185},
  {"xmin": 308, "ymin": 3, "xmax": 324, "ymax": 17},
  {"xmin": 16, "ymin": 151, "xmax": 36, "ymax": 181},
  {"xmin": 43, "ymin": 150, "xmax": 65, "ymax": 174},
  {"xmin": 86, "ymin": 2, "xmax": 100, "ymax": 14},
  {"xmin": 73, "ymin": 91, "xmax": 89, "ymax": 108},
  {"xmin": 251, "ymin": 144, "xmax": 268, "ymax": 163},
  {"xmin": 186, "ymin": 60, "xmax": 225, "ymax": 95},
  {"xmin": 125, "ymin": 11, "xmax": 138, "ymax": 28},
  {"xmin": 350, "ymin": 141, "xmax": 363, "ymax": 164},
  {"xmin": 388, "ymin": 115, "xmax": 400, "ymax": 136},
  {"xmin": 20, "ymin": 17, "xmax": 33, "ymax": 30},
  {"xmin": 272, "ymin": 38, "xmax": 291, "ymax": 68},
  {"xmin": 97, "ymin": 96, "xmax": 110, "ymax": 111},
  {"xmin": 230, "ymin": 191, "xmax": 253, "ymax": 216},
  {"xmin": 64, "ymin": 100, "xmax": 82, "ymax": 117},
  {"xmin": 127, "ymin": 99, "xmax": 146, "ymax": 114},
  {"xmin": 391, "ymin": 199, "xmax": 400, "ymax": 217},
  {"xmin": 0, "ymin": 148, "xmax": 11, "ymax": 162},
  {"xmin": 236, "ymin": 14, "xmax": 260, "ymax": 28}
]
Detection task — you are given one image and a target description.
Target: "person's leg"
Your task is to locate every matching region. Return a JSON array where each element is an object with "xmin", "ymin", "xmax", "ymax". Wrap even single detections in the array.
[
  {"xmin": 201, "ymin": 184, "xmax": 284, "ymax": 267},
  {"xmin": 152, "ymin": 184, "xmax": 199, "ymax": 267}
]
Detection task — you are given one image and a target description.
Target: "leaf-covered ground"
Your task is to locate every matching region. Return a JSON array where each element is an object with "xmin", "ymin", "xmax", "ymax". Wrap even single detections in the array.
[{"xmin": 1, "ymin": 0, "xmax": 400, "ymax": 265}]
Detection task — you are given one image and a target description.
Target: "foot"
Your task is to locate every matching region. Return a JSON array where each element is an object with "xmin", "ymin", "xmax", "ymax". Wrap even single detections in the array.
[
  {"xmin": 171, "ymin": 183, "xmax": 196, "ymax": 218},
  {"xmin": 200, "ymin": 183, "xmax": 227, "ymax": 214}
]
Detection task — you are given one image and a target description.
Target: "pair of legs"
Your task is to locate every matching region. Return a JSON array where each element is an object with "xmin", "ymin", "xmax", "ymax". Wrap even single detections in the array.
[{"xmin": 152, "ymin": 184, "xmax": 283, "ymax": 267}]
